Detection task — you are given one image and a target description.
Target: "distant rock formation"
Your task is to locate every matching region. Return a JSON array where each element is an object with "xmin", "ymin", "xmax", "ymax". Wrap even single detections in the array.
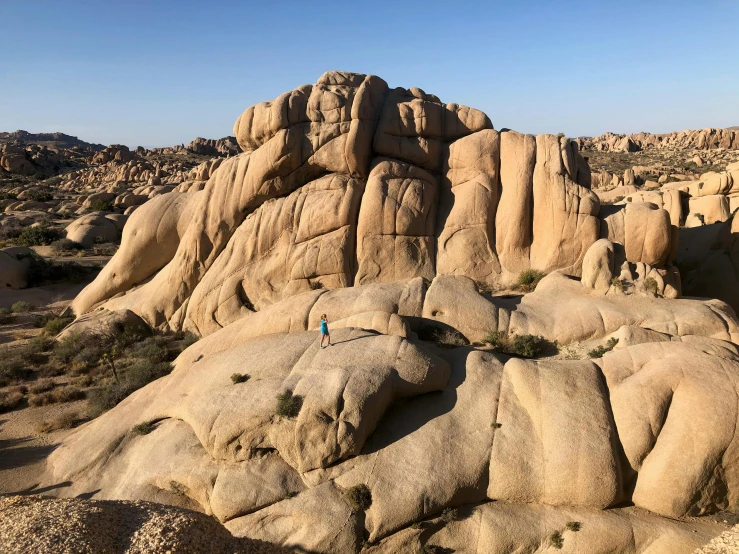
[
  {"xmin": 185, "ymin": 136, "xmax": 241, "ymax": 157},
  {"xmin": 578, "ymin": 128, "xmax": 739, "ymax": 152}
]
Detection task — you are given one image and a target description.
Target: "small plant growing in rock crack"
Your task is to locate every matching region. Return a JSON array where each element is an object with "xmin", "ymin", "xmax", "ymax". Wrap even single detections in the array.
[
  {"xmin": 643, "ymin": 276, "xmax": 659, "ymax": 295},
  {"xmin": 588, "ymin": 337, "xmax": 619, "ymax": 359},
  {"xmin": 550, "ymin": 530, "xmax": 564, "ymax": 549},
  {"xmin": 308, "ymin": 280, "xmax": 324, "ymax": 290},
  {"xmin": 566, "ymin": 521, "xmax": 582, "ymax": 532},
  {"xmin": 516, "ymin": 269, "xmax": 546, "ymax": 292},
  {"xmin": 231, "ymin": 373, "xmax": 250, "ymax": 384},
  {"xmin": 132, "ymin": 420, "xmax": 157, "ymax": 435},
  {"xmin": 345, "ymin": 483, "xmax": 372, "ymax": 511},
  {"xmin": 610, "ymin": 277, "xmax": 625, "ymax": 292},
  {"xmin": 440, "ymin": 507, "xmax": 459, "ymax": 522},
  {"xmin": 276, "ymin": 389, "xmax": 302, "ymax": 418},
  {"xmin": 491, "ymin": 422, "xmax": 502, "ymax": 429},
  {"xmin": 483, "ymin": 330, "xmax": 553, "ymax": 358}
]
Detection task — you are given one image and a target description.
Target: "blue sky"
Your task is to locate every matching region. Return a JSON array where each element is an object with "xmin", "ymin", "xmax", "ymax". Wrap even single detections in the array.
[{"xmin": 1, "ymin": 0, "xmax": 737, "ymax": 148}]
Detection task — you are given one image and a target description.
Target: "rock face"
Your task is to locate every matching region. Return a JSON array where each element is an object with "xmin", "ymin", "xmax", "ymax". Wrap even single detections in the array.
[
  {"xmin": 44, "ymin": 274, "xmax": 739, "ymax": 553},
  {"xmin": 67, "ymin": 71, "xmax": 677, "ymax": 331},
  {"xmin": 186, "ymin": 136, "xmax": 242, "ymax": 157},
  {"xmin": 42, "ymin": 71, "xmax": 739, "ymax": 553}
]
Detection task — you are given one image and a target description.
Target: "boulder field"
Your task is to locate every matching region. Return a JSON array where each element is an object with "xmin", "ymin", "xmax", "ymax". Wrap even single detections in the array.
[{"xmin": 38, "ymin": 71, "xmax": 739, "ymax": 553}]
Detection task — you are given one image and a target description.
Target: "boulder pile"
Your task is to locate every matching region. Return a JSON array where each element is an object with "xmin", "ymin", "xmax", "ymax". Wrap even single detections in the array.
[{"xmin": 37, "ymin": 71, "xmax": 739, "ymax": 553}]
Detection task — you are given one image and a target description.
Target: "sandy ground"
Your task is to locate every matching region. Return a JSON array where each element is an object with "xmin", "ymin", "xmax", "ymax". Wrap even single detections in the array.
[{"xmin": 0, "ymin": 400, "xmax": 81, "ymax": 495}]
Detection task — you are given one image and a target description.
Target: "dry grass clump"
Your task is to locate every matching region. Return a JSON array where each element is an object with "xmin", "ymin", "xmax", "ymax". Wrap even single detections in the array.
[
  {"xmin": 131, "ymin": 420, "xmax": 158, "ymax": 436},
  {"xmin": 29, "ymin": 384, "xmax": 85, "ymax": 406},
  {"xmin": 483, "ymin": 331, "xmax": 553, "ymax": 358},
  {"xmin": 566, "ymin": 521, "xmax": 582, "ymax": 532},
  {"xmin": 231, "ymin": 373, "xmax": 250, "ymax": 384},
  {"xmin": 0, "ymin": 389, "xmax": 25, "ymax": 413},
  {"xmin": 643, "ymin": 276, "xmax": 658, "ymax": 294},
  {"xmin": 35, "ymin": 411, "xmax": 78, "ymax": 433}
]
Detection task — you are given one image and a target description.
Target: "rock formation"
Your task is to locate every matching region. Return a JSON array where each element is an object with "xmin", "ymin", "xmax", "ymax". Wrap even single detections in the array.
[{"xmin": 34, "ymin": 71, "xmax": 739, "ymax": 553}]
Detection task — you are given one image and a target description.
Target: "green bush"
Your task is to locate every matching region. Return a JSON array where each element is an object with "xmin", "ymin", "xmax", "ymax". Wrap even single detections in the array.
[
  {"xmin": 231, "ymin": 373, "xmax": 250, "ymax": 384},
  {"xmin": 181, "ymin": 331, "xmax": 199, "ymax": 348},
  {"xmin": 28, "ymin": 334, "xmax": 56, "ymax": 352},
  {"xmin": 17, "ymin": 224, "xmax": 62, "ymax": 246},
  {"xmin": 0, "ymin": 347, "xmax": 32, "ymax": 386},
  {"xmin": 16, "ymin": 253, "xmax": 95, "ymax": 287},
  {"xmin": 25, "ymin": 189, "xmax": 53, "ymax": 202},
  {"xmin": 126, "ymin": 337, "xmax": 170, "ymax": 362},
  {"xmin": 566, "ymin": 521, "xmax": 582, "ymax": 532},
  {"xmin": 550, "ymin": 530, "xmax": 564, "ymax": 549},
  {"xmin": 483, "ymin": 331, "xmax": 552, "ymax": 358},
  {"xmin": 51, "ymin": 238, "xmax": 83, "ymax": 253},
  {"xmin": 276, "ymin": 389, "xmax": 303, "ymax": 418},
  {"xmin": 87, "ymin": 199, "xmax": 114, "ymax": 212},
  {"xmin": 11, "ymin": 301, "xmax": 33, "ymax": 313},
  {"xmin": 588, "ymin": 337, "xmax": 619, "ymax": 359},
  {"xmin": 516, "ymin": 269, "xmax": 546, "ymax": 292},
  {"xmin": 132, "ymin": 420, "xmax": 157, "ymax": 435},
  {"xmin": 0, "ymin": 307, "xmax": 16, "ymax": 324},
  {"xmin": 44, "ymin": 316, "xmax": 74, "ymax": 335},
  {"xmin": 345, "ymin": 484, "xmax": 372, "ymax": 511},
  {"xmin": 87, "ymin": 360, "xmax": 172, "ymax": 417}
]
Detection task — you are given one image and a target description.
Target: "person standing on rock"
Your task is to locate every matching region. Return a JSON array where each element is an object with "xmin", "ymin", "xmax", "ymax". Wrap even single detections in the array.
[{"xmin": 320, "ymin": 314, "xmax": 331, "ymax": 348}]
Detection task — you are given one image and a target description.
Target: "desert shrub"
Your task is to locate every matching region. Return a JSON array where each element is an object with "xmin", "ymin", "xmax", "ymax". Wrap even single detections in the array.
[
  {"xmin": 87, "ymin": 360, "xmax": 171, "ymax": 417},
  {"xmin": 29, "ymin": 379, "xmax": 55, "ymax": 394},
  {"xmin": 36, "ymin": 411, "xmax": 78, "ymax": 433},
  {"xmin": 181, "ymin": 331, "xmax": 199, "ymax": 348},
  {"xmin": 231, "ymin": 373, "xmax": 250, "ymax": 384},
  {"xmin": 483, "ymin": 331, "xmax": 552, "ymax": 358},
  {"xmin": 0, "ymin": 347, "xmax": 32, "ymax": 385},
  {"xmin": 25, "ymin": 189, "xmax": 53, "ymax": 202},
  {"xmin": 44, "ymin": 316, "xmax": 74, "ymax": 335},
  {"xmin": 52, "ymin": 385, "xmax": 85, "ymax": 403},
  {"xmin": 566, "ymin": 521, "xmax": 582, "ymax": 532},
  {"xmin": 16, "ymin": 253, "xmax": 95, "ymax": 287},
  {"xmin": 51, "ymin": 238, "xmax": 83, "ymax": 253},
  {"xmin": 132, "ymin": 420, "xmax": 157, "ymax": 435},
  {"xmin": 29, "ymin": 391, "xmax": 54, "ymax": 406},
  {"xmin": 126, "ymin": 337, "xmax": 169, "ymax": 362},
  {"xmin": 588, "ymin": 337, "xmax": 619, "ymax": 359},
  {"xmin": 0, "ymin": 389, "xmax": 24, "ymax": 413},
  {"xmin": 614, "ymin": 195, "xmax": 625, "ymax": 202},
  {"xmin": 11, "ymin": 301, "xmax": 33, "ymax": 313},
  {"xmin": 87, "ymin": 199, "xmax": 114, "ymax": 212},
  {"xmin": 16, "ymin": 224, "xmax": 62, "ymax": 246},
  {"xmin": 643, "ymin": 276, "xmax": 658, "ymax": 294},
  {"xmin": 432, "ymin": 328, "xmax": 468, "ymax": 348},
  {"xmin": 491, "ymin": 422, "xmax": 502, "ymax": 429},
  {"xmin": 0, "ymin": 307, "xmax": 16, "ymax": 324},
  {"xmin": 53, "ymin": 332, "xmax": 87, "ymax": 364},
  {"xmin": 345, "ymin": 484, "xmax": 372, "ymax": 511},
  {"xmin": 516, "ymin": 269, "xmax": 545, "ymax": 292},
  {"xmin": 550, "ymin": 530, "xmax": 564, "ymax": 549},
  {"xmin": 276, "ymin": 389, "xmax": 303, "ymax": 418}
]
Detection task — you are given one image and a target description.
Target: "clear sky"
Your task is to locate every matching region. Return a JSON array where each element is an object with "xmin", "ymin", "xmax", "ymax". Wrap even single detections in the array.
[{"xmin": 2, "ymin": 0, "xmax": 737, "ymax": 148}]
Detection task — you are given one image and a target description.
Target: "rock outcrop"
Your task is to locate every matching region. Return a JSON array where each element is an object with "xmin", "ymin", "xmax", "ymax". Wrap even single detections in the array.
[
  {"xmin": 39, "ymin": 71, "xmax": 739, "ymax": 554},
  {"xmin": 67, "ymin": 72, "xmax": 677, "ymax": 331}
]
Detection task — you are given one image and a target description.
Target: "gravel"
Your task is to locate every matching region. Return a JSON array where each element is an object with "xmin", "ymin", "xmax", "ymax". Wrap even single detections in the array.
[
  {"xmin": 0, "ymin": 495, "xmax": 290, "ymax": 554},
  {"xmin": 694, "ymin": 525, "xmax": 739, "ymax": 554}
]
